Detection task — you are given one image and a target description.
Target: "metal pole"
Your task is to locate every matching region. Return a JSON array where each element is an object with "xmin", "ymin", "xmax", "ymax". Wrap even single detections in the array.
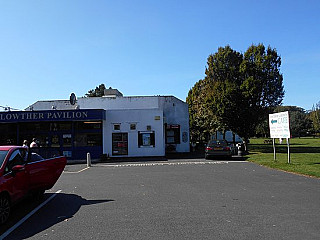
[
  {"xmin": 273, "ymin": 138, "xmax": 276, "ymax": 161},
  {"xmin": 287, "ymin": 138, "xmax": 290, "ymax": 164},
  {"xmin": 87, "ymin": 152, "xmax": 91, "ymax": 167}
]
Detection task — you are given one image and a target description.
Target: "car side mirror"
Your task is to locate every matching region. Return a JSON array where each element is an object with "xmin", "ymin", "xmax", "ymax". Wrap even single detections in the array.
[{"xmin": 12, "ymin": 165, "xmax": 25, "ymax": 173}]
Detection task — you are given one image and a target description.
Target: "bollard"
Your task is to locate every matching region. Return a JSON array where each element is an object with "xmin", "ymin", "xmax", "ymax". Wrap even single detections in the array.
[
  {"xmin": 237, "ymin": 143, "xmax": 243, "ymax": 156},
  {"xmin": 87, "ymin": 152, "xmax": 91, "ymax": 167}
]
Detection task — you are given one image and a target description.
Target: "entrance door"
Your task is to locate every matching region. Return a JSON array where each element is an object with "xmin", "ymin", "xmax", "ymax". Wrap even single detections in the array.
[{"xmin": 112, "ymin": 133, "xmax": 128, "ymax": 156}]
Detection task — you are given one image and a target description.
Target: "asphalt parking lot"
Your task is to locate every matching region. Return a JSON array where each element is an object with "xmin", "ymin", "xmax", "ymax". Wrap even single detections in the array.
[{"xmin": 1, "ymin": 158, "xmax": 320, "ymax": 240}]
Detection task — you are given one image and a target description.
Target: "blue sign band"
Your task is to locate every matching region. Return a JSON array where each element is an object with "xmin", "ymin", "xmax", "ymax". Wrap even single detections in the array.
[{"xmin": 0, "ymin": 109, "xmax": 105, "ymax": 123}]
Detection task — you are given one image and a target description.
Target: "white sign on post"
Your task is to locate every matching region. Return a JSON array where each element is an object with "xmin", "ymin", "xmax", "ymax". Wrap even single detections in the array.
[
  {"xmin": 269, "ymin": 111, "xmax": 290, "ymax": 139},
  {"xmin": 268, "ymin": 111, "xmax": 291, "ymax": 163}
]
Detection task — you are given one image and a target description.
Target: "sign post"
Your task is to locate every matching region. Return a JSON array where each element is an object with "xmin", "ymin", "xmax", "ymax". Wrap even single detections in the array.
[
  {"xmin": 287, "ymin": 138, "xmax": 290, "ymax": 163},
  {"xmin": 268, "ymin": 111, "xmax": 291, "ymax": 163},
  {"xmin": 272, "ymin": 138, "xmax": 276, "ymax": 161}
]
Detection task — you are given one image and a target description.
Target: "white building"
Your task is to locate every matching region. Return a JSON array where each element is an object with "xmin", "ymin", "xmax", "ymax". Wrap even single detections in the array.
[{"xmin": 17, "ymin": 89, "xmax": 190, "ymax": 160}]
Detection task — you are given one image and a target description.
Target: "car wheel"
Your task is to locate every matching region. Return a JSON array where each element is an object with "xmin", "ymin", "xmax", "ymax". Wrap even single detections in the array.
[{"xmin": 0, "ymin": 194, "xmax": 11, "ymax": 225}]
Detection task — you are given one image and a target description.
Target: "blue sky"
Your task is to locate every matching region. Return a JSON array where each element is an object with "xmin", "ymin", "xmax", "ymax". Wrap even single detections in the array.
[{"xmin": 0, "ymin": 0, "xmax": 319, "ymax": 111}]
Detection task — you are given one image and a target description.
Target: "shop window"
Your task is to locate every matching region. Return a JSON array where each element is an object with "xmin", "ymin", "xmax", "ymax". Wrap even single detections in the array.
[
  {"xmin": 51, "ymin": 135, "xmax": 60, "ymax": 147},
  {"xmin": 75, "ymin": 134, "xmax": 86, "ymax": 147},
  {"xmin": 50, "ymin": 122, "xmax": 71, "ymax": 131},
  {"xmin": 138, "ymin": 131, "xmax": 155, "ymax": 147},
  {"xmin": 63, "ymin": 134, "xmax": 72, "ymax": 147},
  {"xmin": 20, "ymin": 122, "xmax": 50, "ymax": 131},
  {"xmin": 75, "ymin": 122, "xmax": 102, "ymax": 130},
  {"xmin": 112, "ymin": 133, "xmax": 128, "ymax": 155},
  {"xmin": 59, "ymin": 123, "xmax": 72, "ymax": 130},
  {"xmin": 166, "ymin": 125, "xmax": 180, "ymax": 144},
  {"xmin": 75, "ymin": 133, "xmax": 102, "ymax": 147},
  {"xmin": 35, "ymin": 135, "xmax": 50, "ymax": 147},
  {"xmin": 50, "ymin": 123, "xmax": 59, "ymax": 131},
  {"xmin": 87, "ymin": 134, "xmax": 102, "ymax": 146}
]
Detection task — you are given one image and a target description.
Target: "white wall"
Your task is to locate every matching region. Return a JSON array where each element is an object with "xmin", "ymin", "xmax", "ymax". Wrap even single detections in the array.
[
  {"xmin": 28, "ymin": 96, "xmax": 160, "ymax": 111},
  {"xmin": 78, "ymin": 96, "xmax": 160, "ymax": 110},
  {"xmin": 28, "ymin": 95, "xmax": 190, "ymax": 155},
  {"xmin": 104, "ymin": 109, "xmax": 165, "ymax": 157},
  {"xmin": 160, "ymin": 97, "xmax": 190, "ymax": 152}
]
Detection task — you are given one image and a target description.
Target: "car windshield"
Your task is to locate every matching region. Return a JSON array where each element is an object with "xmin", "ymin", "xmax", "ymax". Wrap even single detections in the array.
[
  {"xmin": 208, "ymin": 140, "xmax": 227, "ymax": 146},
  {"xmin": 0, "ymin": 150, "xmax": 9, "ymax": 167}
]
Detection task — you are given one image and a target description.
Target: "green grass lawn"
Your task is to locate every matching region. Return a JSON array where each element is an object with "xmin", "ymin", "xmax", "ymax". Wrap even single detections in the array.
[{"xmin": 247, "ymin": 137, "xmax": 320, "ymax": 178}]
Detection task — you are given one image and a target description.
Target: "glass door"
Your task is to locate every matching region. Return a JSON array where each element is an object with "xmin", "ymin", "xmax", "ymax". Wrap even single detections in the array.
[{"xmin": 112, "ymin": 133, "xmax": 128, "ymax": 155}]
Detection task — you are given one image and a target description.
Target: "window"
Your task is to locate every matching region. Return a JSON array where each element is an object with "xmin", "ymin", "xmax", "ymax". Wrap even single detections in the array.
[
  {"xmin": 138, "ymin": 131, "xmax": 155, "ymax": 147},
  {"xmin": 63, "ymin": 134, "xmax": 72, "ymax": 147},
  {"xmin": 75, "ymin": 121, "xmax": 102, "ymax": 130},
  {"xmin": 166, "ymin": 130, "xmax": 175, "ymax": 144},
  {"xmin": 166, "ymin": 125, "xmax": 180, "ymax": 144},
  {"xmin": 20, "ymin": 122, "xmax": 50, "ymax": 131},
  {"xmin": 113, "ymin": 124, "xmax": 121, "ymax": 131},
  {"xmin": 5, "ymin": 149, "xmax": 27, "ymax": 173},
  {"xmin": 130, "ymin": 123, "xmax": 136, "ymax": 130},
  {"xmin": 51, "ymin": 135, "xmax": 60, "ymax": 147},
  {"xmin": 30, "ymin": 152, "xmax": 44, "ymax": 162},
  {"xmin": 59, "ymin": 123, "xmax": 72, "ymax": 130},
  {"xmin": 0, "ymin": 150, "xmax": 8, "ymax": 167},
  {"xmin": 74, "ymin": 133, "xmax": 102, "ymax": 147},
  {"xmin": 87, "ymin": 134, "xmax": 102, "ymax": 146}
]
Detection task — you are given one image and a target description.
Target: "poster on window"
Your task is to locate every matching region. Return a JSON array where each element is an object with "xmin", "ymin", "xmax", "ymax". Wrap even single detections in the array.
[{"xmin": 142, "ymin": 134, "xmax": 151, "ymax": 146}]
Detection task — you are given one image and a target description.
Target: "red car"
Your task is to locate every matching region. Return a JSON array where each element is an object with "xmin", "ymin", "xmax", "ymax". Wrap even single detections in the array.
[{"xmin": 0, "ymin": 146, "xmax": 66, "ymax": 224}]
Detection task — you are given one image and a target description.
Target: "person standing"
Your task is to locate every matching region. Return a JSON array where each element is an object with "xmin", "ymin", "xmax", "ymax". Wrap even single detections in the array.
[
  {"xmin": 22, "ymin": 140, "xmax": 29, "ymax": 148},
  {"xmin": 30, "ymin": 138, "xmax": 38, "ymax": 148}
]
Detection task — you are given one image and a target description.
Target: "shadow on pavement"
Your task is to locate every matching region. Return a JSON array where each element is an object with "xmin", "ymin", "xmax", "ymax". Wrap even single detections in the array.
[{"xmin": 2, "ymin": 193, "xmax": 114, "ymax": 239}]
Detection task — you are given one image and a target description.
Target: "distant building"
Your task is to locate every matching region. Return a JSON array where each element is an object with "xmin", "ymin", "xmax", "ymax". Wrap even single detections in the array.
[{"xmin": 0, "ymin": 89, "xmax": 190, "ymax": 160}]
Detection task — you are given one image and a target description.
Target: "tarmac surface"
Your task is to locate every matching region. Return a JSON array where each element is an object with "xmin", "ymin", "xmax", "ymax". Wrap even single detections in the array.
[{"xmin": 1, "ymin": 158, "xmax": 320, "ymax": 239}]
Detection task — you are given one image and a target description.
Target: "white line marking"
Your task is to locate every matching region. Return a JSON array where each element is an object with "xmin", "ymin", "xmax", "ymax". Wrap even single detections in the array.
[
  {"xmin": 64, "ymin": 167, "xmax": 90, "ymax": 173},
  {"xmin": 95, "ymin": 161, "xmax": 247, "ymax": 168},
  {"xmin": 0, "ymin": 190, "xmax": 62, "ymax": 239}
]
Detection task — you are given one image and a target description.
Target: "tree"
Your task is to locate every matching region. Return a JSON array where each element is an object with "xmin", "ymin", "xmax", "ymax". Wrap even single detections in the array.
[
  {"xmin": 187, "ymin": 44, "xmax": 284, "ymax": 150},
  {"xmin": 85, "ymin": 84, "xmax": 107, "ymax": 97},
  {"xmin": 255, "ymin": 119, "xmax": 269, "ymax": 137},
  {"xmin": 205, "ymin": 46, "xmax": 245, "ymax": 139},
  {"xmin": 309, "ymin": 102, "xmax": 320, "ymax": 135},
  {"xmin": 275, "ymin": 106, "xmax": 311, "ymax": 137},
  {"xmin": 236, "ymin": 44, "xmax": 284, "ymax": 142},
  {"xmin": 187, "ymin": 79, "xmax": 220, "ymax": 144}
]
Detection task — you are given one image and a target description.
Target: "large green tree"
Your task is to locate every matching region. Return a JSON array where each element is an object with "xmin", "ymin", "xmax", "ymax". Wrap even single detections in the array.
[
  {"xmin": 187, "ymin": 44, "xmax": 284, "ymax": 148},
  {"xmin": 187, "ymin": 79, "xmax": 219, "ymax": 143},
  {"xmin": 236, "ymin": 44, "xmax": 284, "ymax": 142},
  {"xmin": 275, "ymin": 106, "xmax": 311, "ymax": 137},
  {"xmin": 309, "ymin": 102, "xmax": 320, "ymax": 135},
  {"xmin": 85, "ymin": 84, "xmax": 107, "ymax": 97},
  {"xmin": 205, "ymin": 46, "xmax": 244, "ymax": 138}
]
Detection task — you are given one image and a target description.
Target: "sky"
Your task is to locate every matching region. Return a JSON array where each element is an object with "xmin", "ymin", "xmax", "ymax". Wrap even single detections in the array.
[{"xmin": 0, "ymin": 0, "xmax": 319, "ymax": 111}]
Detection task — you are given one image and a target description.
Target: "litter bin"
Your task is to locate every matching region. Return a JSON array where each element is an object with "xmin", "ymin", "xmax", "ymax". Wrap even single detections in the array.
[{"xmin": 236, "ymin": 143, "xmax": 243, "ymax": 156}]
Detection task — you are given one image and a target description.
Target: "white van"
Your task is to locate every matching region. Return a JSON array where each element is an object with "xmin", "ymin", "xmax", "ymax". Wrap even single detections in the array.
[
  {"xmin": 211, "ymin": 131, "xmax": 243, "ymax": 155},
  {"xmin": 211, "ymin": 131, "xmax": 243, "ymax": 143}
]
